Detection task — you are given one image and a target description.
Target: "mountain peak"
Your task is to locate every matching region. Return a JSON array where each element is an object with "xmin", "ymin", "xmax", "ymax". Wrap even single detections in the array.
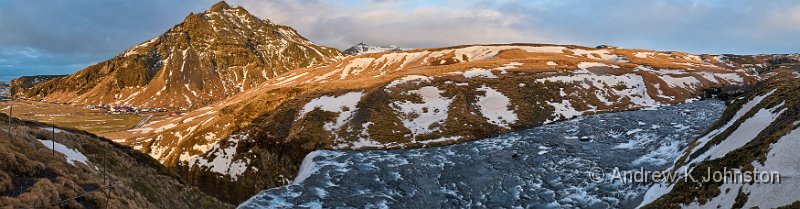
[
  {"xmin": 343, "ymin": 43, "xmax": 406, "ymax": 55},
  {"xmin": 15, "ymin": 1, "xmax": 343, "ymax": 109},
  {"xmin": 209, "ymin": 1, "xmax": 231, "ymax": 12}
]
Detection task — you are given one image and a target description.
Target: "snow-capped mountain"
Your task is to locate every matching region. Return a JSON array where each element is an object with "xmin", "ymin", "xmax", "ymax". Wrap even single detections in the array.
[
  {"xmin": 113, "ymin": 43, "xmax": 768, "ymax": 203},
  {"xmin": 14, "ymin": 1, "xmax": 342, "ymax": 109},
  {"xmin": 342, "ymin": 42, "xmax": 406, "ymax": 55}
]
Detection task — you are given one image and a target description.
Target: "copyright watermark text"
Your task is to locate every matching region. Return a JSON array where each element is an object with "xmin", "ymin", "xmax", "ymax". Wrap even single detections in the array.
[{"xmin": 589, "ymin": 167, "xmax": 781, "ymax": 184}]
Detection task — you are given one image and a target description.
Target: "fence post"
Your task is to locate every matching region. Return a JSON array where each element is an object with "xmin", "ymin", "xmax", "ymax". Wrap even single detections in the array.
[
  {"xmin": 7, "ymin": 106, "xmax": 11, "ymax": 136},
  {"xmin": 52, "ymin": 124, "xmax": 55, "ymax": 155}
]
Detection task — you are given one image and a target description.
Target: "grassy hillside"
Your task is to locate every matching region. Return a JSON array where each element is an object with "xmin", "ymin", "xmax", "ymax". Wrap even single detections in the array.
[{"xmin": 0, "ymin": 114, "xmax": 232, "ymax": 209}]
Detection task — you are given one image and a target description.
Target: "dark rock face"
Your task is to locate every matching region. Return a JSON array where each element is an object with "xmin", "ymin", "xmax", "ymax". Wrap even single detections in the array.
[
  {"xmin": 9, "ymin": 75, "xmax": 67, "ymax": 96},
  {"xmin": 17, "ymin": 2, "xmax": 342, "ymax": 109},
  {"xmin": 239, "ymin": 100, "xmax": 726, "ymax": 209}
]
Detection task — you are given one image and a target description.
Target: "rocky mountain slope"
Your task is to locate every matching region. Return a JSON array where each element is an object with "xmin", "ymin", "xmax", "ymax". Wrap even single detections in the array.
[
  {"xmin": 15, "ymin": 1, "xmax": 342, "ymax": 109},
  {"xmin": 343, "ymin": 43, "xmax": 407, "ymax": 55},
  {"xmin": 108, "ymin": 43, "xmax": 771, "ymax": 203},
  {"xmin": 9, "ymin": 75, "xmax": 66, "ymax": 97},
  {"xmin": 0, "ymin": 114, "xmax": 232, "ymax": 208},
  {"xmin": 639, "ymin": 68, "xmax": 800, "ymax": 208}
]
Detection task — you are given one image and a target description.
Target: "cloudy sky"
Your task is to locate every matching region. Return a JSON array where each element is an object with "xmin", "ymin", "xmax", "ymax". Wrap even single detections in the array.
[{"xmin": 1, "ymin": 0, "xmax": 799, "ymax": 81}]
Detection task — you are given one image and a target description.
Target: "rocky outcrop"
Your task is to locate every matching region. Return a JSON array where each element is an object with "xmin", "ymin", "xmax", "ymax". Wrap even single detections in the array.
[
  {"xmin": 16, "ymin": 1, "xmax": 342, "ymax": 109},
  {"xmin": 9, "ymin": 75, "xmax": 66, "ymax": 97}
]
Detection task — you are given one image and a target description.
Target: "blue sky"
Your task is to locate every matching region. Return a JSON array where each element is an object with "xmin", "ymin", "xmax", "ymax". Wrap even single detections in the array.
[{"xmin": 1, "ymin": 0, "xmax": 799, "ymax": 81}]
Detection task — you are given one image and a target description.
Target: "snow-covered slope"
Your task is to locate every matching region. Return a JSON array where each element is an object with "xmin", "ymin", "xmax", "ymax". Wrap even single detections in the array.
[
  {"xmin": 342, "ymin": 42, "xmax": 407, "ymax": 55},
  {"xmin": 15, "ymin": 1, "xmax": 342, "ymax": 109},
  {"xmin": 639, "ymin": 69, "xmax": 800, "ymax": 208},
  {"xmin": 109, "ymin": 43, "xmax": 770, "ymax": 203}
]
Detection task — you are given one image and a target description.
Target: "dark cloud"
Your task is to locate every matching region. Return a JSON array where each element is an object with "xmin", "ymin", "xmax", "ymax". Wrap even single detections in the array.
[{"xmin": 1, "ymin": 0, "xmax": 799, "ymax": 81}]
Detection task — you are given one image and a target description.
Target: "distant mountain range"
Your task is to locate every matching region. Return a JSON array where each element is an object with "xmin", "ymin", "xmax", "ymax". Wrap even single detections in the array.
[
  {"xmin": 343, "ymin": 42, "xmax": 408, "ymax": 55},
  {"xmin": 13, "ymin": 1, "xmax": 342, "ymax": 109}
]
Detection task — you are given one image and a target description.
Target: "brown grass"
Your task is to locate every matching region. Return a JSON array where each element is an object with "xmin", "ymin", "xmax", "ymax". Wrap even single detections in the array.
[{"xmin": 0, "ymin": 113, "xmax": 232, "ymax": 209}]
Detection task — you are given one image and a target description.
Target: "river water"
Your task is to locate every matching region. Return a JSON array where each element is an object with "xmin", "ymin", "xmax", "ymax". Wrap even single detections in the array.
[{"xmin": 240, "ymin": 100, "xmax": 726, "ymax": 209}]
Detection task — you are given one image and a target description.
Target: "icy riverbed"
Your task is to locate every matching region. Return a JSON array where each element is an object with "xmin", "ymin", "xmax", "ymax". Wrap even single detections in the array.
[{"xmin": 240, "ymin": 100, "xmax": 726, "ymax": 209}]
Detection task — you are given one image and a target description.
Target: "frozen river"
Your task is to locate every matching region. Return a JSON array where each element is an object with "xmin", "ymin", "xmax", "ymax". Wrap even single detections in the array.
[{"xmin": 240, "ymin": 100, "xmax": 726, "ymax": 209}]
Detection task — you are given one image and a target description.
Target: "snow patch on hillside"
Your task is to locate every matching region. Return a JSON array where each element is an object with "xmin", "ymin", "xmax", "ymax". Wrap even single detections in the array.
[
  {"xmin": 633, "ymin": 52, "xmax": 655, "ymax": 58},
  {"xmin": 659, "ymin": 75, "xmax": 701, "ymax": 89},
  {"xmin": 706, "ymin": 103, "xmax": 785, "ymax": 160},
  {"xmin": 476, "ymin": 86, "xmax": 517, "ymax": 128},
  {"xmin": 570, "ymin": 49, "xmax": 627, "ymax": 62},
  {"xmin": 300, "ymin": 92, "xmax": 365, "ymax": 132},
  {"xmin": 639, "ymin": 183, "xmax": 674, "ymax": 207},
  {"xmin": 393, "ymin": 86, "xmax": 453, "ymax": 136},
  {"xmin": 39, "ymin": 126, "xmax": 68, "ymax": 134},
  {"xmin": 187, "ymin": 134, "xmax": 250, "ymax": 181},
  {"xmin": 740, "ymin": 127, "xmax": 800, "ymax": 208},
  {"xmin": 39, "ymin": 140, "xmax": 90, "ymax": 166},
  {"xmin": 385, "ymin": 75, "xmax": 430, "ymax": 89},
  {"xmin": 577, "ymin": 62, "xmax": 619, "ymax": 69},
  {"xmin": 546, "ymin": 100, "xmax": 582, "ymax": 123},
  {"xmin": 683, "ymin": 183, "xmax": 741, "ymax": 209},
  {"xmin": 274, "ymin": 72, "xmax": 309, "ymax": 86},
  {"xmin": 714, "ymin": 73, "xmax": 744, "ymax": 83},
  {"xmin": 684, "ymin": 89, "xmax": 777, "ymax": 164},
  {"xmin": 495, "ymin": 62, "xmax": 523, "ymax": 71},
  {"xmin": 536, "ymin": 69, "xmax": 658, "ymax": 109},
  {"xmin": 340, "ymin": 58, "xmax": 375, "ymax": 79},
  {"xmin": 463, "ymin": 68, "xmax": 497, "ymax": 78}
]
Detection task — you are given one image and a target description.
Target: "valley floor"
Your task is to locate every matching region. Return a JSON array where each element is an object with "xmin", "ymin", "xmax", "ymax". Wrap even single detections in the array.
[
  {"xmin": 0, "ymin": 100, "xmax": 172, "ymax": 137},
  {"xmin": 240, "ymin": 100, "xmax": 726, "ymax": 209}
]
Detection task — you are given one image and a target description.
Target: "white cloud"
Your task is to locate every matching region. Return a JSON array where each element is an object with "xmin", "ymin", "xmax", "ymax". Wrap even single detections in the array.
[
  {"xmin": 231, "ymin": 0, "xmax": 800, "ymax": 54},
  {"xmin": 2, "ymin": 0, "xmax": 800, "ymax": 80},
  {"xmin": 230, "ymin": 0, "xmax": 545, "ymax": 49}
]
